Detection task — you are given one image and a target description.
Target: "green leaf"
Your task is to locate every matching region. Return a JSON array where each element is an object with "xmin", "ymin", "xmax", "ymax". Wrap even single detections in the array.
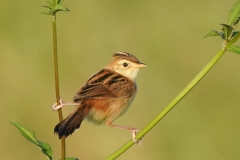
[
  {"xmin": 46, "ymin": 0, "xmax": 53, "ymax": 5},
  {"xmin": 232, "ymin": 31, "xmax": 240, "ymax": 38},
  {"xmin": 221, "ymin": 23, "xmax": 234, "ymax": 40},
  {"xmin": 42, "ymin": 0, "xmax": 69, "ymax": 15},
  {"xmin": 41, "ymin": 11, "xmax": 54, "ymax": 15},
  {"xmin": 42, "ymin": 0, "xmax": 54, "ymax": 15},
  {"xmin": 228, "ymin": 32, "xmax": 240, "ymax": 46},
  {"xmin": 228, "ymin": 0, "xmax": 240, "ymax": 25},
  {"xmin": 42, "ymin": 5, "xmax": 53, "ymax": 10},
  {"xmin": 54, "ymin": 4, "xmax": 70, "ymax": 12},
  {"xmin": 38, "ymin": 141, "xmax": 53, "ymax": 159},
  {"xmin": 57, "ymin": 0, "xmax": 64, "ymax": 5},
  {"xmin": 10, "ymin": 121, "xmax": 53, "ymax": 160},
  {"xmin": 10, "ymin": 121, "xmax": 39, "ymax": 145},
  {"xmin": 226, "ymin": 45, "xmax": 240, "ymax": 54},
  {"xmin": 203, "ymin": 30, "xmax": 225, "ymax": 39}
]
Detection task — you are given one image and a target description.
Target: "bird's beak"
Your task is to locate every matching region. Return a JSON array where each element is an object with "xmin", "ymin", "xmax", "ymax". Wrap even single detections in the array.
[{"xmin": 136, "ymin": 62, "xmax": 146, "ymax": 68}]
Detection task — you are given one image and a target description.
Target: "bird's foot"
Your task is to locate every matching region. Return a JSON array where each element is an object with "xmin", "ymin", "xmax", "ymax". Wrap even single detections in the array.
[
  {"xmin": 131, "ymin": 129, "xmax": 143, "ymax": 146},
  {"xmin": 52, "ymin": 98, "xmax": 65, "ymax": 111}
]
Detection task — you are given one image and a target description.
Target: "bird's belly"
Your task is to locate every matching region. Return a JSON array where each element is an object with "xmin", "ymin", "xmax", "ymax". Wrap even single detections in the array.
[{"xmin": 85, "ymin": 97, "xmax": 134, "ymax": 124}]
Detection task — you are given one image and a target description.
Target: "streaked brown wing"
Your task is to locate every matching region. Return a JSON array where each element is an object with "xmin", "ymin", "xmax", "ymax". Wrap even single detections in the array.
[{"xmin": 73, "ymin": 69, "xmax": 136, "ymax": 102}]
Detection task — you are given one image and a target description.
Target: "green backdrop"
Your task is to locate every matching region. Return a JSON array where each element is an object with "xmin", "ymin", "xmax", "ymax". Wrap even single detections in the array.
[{"xmin": 1, "ymin": 0, "xmax": 240, "ymax": 159}]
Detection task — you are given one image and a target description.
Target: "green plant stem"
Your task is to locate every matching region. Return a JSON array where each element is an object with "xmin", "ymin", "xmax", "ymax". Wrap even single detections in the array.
[
  {"xmin": 52, "ymin": 13, "xmax": 66, "ymax": 160},
  {"xmin": 228, "ymin": 32, "xmax": 240, "ymax": 46},
  {"xmin": 106, "ymin": 48, "xmax": 226, "ymax": 160}
]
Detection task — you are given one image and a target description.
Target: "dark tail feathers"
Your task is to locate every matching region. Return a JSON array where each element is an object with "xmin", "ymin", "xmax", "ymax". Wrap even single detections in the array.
[{"xmin": 54, "ymin": 106, "xmax": 89, "ymax": 139}]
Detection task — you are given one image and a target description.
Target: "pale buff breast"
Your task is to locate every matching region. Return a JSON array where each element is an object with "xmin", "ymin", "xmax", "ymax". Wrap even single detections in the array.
[{"xmin": 85, "ymin": 96, "xmax": 136, "ymax": 125}]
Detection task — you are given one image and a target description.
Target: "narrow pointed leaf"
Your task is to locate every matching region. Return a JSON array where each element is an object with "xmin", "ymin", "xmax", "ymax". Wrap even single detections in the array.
[
  {"xmin": 41, "ymin": 11, "xmax": 53, "ymax": 15},
  {"xmin": 226, "ymin": 45, "xmax": 240, "ymax": 54},
  {"xmin": 42, "ymin": 5, "xmax": 53, "ymax": 10},
  {"xmin": 228, "ymin": 0, "xmax": 240, "ymax": 25},
  {"xmin": 10, "ymin": 121, "xmax": 53, "ymax": 160},
  {"xmin": 221, "ymin": 23, "xmax": 234, "ymax": 40},
  {"xmin": 203, "ymin": 30, "xmax": 224, "ymax": 39},
  {"xmin": 46, "ymin": 0, "xmax": 53, "ymax": 5},
  {"xmin": 54, "ymin": 4, "xmax": 69, "ymax": 12},
  {"xmin": 10, "ymin": 121, "xmax": 39, "ymax": 145},
  {"xmin": 232, "ymin": 31, "xmax": 240, "ymax": 38},
  {"xmin": 228, "ymin": 32, "xmax": 240, "ymax": 46},
  {"xmin": 57, "ymin": 0, "xmax": 64, "ymax": 5}
]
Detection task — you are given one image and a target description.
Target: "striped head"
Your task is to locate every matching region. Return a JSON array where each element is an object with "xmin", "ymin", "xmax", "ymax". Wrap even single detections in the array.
[{"xmin": 105, "ymin": 52, "xmax": 146, "ymax": 80}]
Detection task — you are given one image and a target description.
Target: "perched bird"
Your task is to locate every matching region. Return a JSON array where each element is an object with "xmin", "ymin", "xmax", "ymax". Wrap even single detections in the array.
[{"xmin": 52, "ymin": 52, "xmax": 146, "ymax": 142}]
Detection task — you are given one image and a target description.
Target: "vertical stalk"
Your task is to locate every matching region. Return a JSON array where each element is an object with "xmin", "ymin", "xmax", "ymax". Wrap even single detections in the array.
[{"xmin": 52, "ymin": 13, "xmax": 66, "ymax": 160}]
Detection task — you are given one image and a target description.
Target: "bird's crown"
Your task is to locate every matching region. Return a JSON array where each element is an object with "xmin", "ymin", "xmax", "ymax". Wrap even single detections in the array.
[{"xmin": 112, "ymin": 52, "xmax": 140, "ymax": 64}]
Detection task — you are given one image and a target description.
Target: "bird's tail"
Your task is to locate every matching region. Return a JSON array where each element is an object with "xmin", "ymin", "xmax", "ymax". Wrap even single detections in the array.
[{"xmin": 54, "ymin": 103, "xmax": 90, "ymax": 139}]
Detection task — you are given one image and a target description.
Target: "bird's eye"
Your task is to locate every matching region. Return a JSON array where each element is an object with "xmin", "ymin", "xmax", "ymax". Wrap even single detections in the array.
[{"xmin": 123, "ymin": 62, "xmax": 128, "ymax": 67}]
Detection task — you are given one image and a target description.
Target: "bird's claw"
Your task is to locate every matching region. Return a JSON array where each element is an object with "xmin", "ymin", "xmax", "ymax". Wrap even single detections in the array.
[
  {"xmin": 131, "ymin": 129, "xmax": 143, "ymax": 146},
  {"xmin": 52, "ymin": 98, "xmax": 65, "ymax": 111}
]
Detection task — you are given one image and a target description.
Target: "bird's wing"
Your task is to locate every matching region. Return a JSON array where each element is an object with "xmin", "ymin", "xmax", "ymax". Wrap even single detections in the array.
[{"xmin": 73, "ymin": 69, "xmax": 136, "ymax": 102}]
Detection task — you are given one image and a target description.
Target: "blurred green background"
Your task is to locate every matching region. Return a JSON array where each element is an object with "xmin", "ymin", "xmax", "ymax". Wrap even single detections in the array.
[{"xmin": 1, "ymin": 0, "xmax": 240, "ymax": 159}]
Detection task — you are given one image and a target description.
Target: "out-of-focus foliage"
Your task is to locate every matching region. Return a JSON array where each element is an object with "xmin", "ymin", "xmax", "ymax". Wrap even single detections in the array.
[{"xmin": 42, "ymin": 0, "xmax": 69, "ymax": 15}]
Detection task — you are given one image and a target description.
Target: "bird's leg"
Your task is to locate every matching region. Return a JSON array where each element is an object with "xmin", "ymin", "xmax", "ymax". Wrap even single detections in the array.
[
  {"xmin": 52, "ymin": 98, "xmax": 79, "ymax": 111},
  {"xmin": 106, "ymin": 121, "xmax": 142, "ymax": 145}
]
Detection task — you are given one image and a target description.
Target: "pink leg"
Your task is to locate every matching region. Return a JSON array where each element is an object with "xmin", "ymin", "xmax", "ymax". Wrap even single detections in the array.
[
  {"xmin": 52, "ymin": 98, "xmax": 79, "ymax": 111},
  {"xmin": 106, "ymin": 121, "xmax": 142, "ymax": 145}
]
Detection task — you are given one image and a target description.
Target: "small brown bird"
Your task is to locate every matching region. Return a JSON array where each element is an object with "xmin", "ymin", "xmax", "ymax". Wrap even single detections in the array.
[{"xmin": 52, "ymin": 52, "xmax": 146, "ymax": 142}]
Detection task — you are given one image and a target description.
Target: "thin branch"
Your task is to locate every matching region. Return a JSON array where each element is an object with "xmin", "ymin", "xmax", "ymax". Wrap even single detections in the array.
[
  {"xmin": 52, "ymin": 13, "xmax": 66, "ymax": 160},
  {"xmin": 106, "ymin": 48, "xmax": 226, "ymax": 159}
]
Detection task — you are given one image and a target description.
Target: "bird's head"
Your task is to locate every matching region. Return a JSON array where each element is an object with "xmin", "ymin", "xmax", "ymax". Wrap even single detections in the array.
[{"xmin": 105, "ymin": 52, "xmax": 146, "ymax": 80}]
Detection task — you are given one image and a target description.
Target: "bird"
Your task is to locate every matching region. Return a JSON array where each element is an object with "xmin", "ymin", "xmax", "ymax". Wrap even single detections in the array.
[{"xmin": 52, "ymin": 52, "xmax": 146, "ymax": 142}]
